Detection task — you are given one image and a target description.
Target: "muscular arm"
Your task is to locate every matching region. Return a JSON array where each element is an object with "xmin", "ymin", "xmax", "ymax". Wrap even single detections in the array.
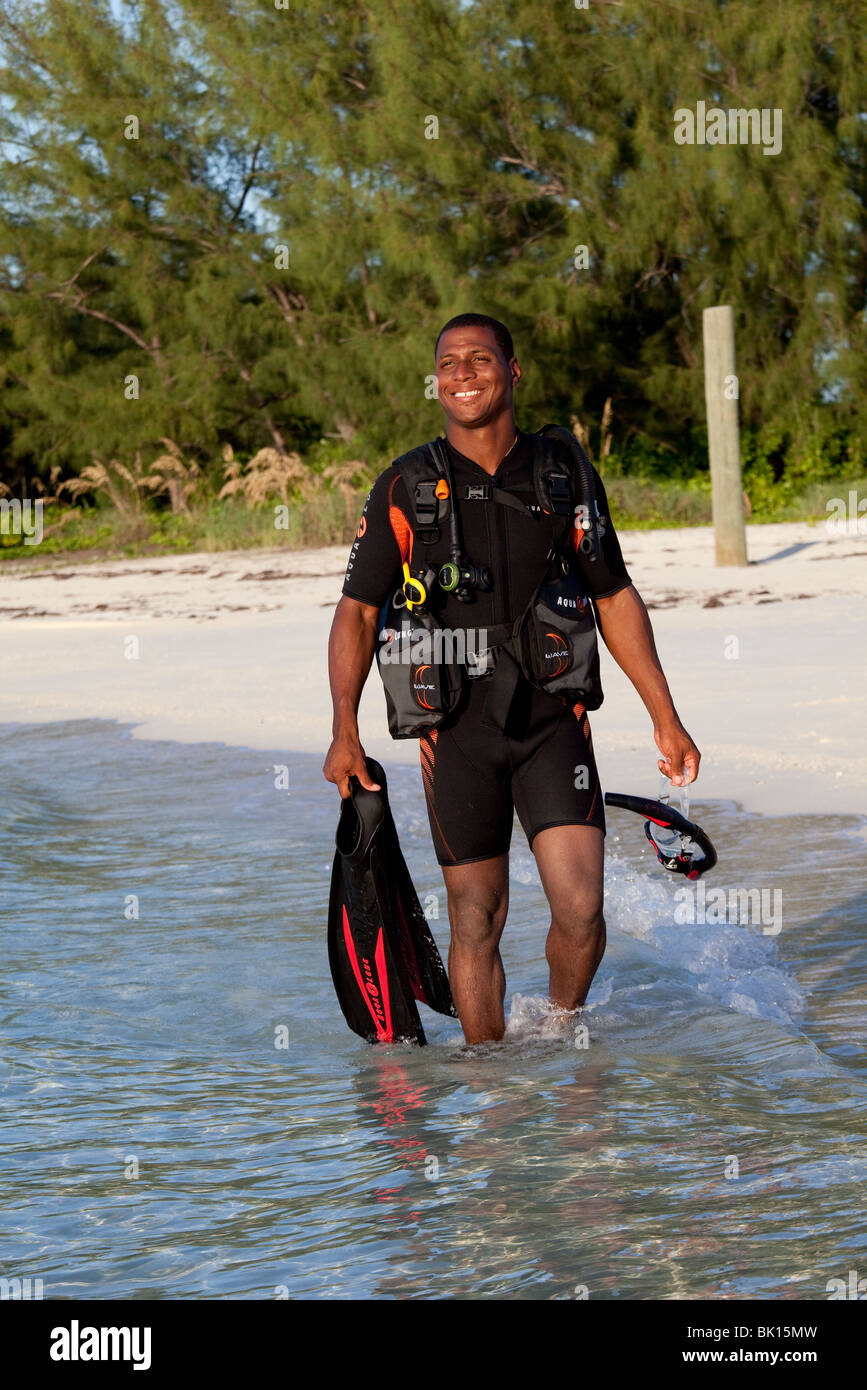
[
  {"xmin": 323, "ymin": 595, "xmax": 382, "ymax": 797},
  {"xmin": 594, "ymin": 584, "xmax": 701, "ymax": 786}
]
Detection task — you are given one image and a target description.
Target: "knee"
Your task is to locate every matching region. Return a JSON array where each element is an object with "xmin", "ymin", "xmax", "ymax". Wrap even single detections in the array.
[
  {"xmin": 447, "ymin": 882, "xmax": 508, "ymax": 950},
  {"xmin": 549, "ymin": 891, "xmax": 604, "ymax": 942}
]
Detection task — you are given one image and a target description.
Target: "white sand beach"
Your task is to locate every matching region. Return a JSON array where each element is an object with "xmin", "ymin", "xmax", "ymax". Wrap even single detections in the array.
[{"xmin": 1, "ymin": 520, "xmax": 865, "ymax": 817}]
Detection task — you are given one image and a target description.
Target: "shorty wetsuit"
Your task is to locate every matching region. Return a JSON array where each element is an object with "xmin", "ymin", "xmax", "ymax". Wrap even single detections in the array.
[{"xmin": 342, "ymin": 430, "xmax": 633, "ymax": 865}]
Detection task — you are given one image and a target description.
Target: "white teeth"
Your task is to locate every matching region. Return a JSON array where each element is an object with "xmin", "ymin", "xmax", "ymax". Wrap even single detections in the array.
[{"xmin": 454, "ymin": 389, "xmax": 482, "ymax": 398}]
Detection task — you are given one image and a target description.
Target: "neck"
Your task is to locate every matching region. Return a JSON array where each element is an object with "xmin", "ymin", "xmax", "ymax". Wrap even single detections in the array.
[{"xmin": 446, "ymin": 414, "xmax": 518, "ymax": 476}]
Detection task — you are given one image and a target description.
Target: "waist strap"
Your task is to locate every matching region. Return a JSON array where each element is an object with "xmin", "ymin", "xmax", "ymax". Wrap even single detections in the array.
[
  {"xmin": 480, "ymin": 645, "xmax": 523, "ymax": 732},
  {"xmin": 471, "ymin": 620, "xmax": 515, "ymax": 651},
  {"xmin": 443, "ymin": 620, "xmax": 521, "ymax": 731}
]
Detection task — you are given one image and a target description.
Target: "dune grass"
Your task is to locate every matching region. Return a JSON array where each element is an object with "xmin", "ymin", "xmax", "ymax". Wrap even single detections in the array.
[{"xmin": 1, "ymin": 472, "xmax": 864, "ymax": 564}]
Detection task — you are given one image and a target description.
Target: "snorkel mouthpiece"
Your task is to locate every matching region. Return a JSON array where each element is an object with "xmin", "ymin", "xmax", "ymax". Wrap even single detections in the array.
[{"xmin": 644, "ymin": 818, "xmax": 703, "ymax": 878}]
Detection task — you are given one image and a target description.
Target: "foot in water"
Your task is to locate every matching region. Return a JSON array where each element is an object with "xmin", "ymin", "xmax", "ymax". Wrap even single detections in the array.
[{"xmin": 506, "ymin": 994, "xmax": 585, "ymax": 1043}]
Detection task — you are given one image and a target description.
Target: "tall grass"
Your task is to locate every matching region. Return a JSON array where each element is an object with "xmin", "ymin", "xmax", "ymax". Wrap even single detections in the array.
[{"xmin": 1, "ymin": 442, "xmax": 864, "ymax": 561}]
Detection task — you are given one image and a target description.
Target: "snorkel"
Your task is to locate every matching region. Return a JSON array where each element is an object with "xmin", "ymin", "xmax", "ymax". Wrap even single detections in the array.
[{"xmin": 604, "ymin": 781, "xmax": 718, "ymax": 880}]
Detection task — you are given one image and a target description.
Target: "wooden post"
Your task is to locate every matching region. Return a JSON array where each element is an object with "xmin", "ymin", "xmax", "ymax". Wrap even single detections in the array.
[{"xmin": 703, "ymin": 305, "xmax": 748, "ymax": 566}]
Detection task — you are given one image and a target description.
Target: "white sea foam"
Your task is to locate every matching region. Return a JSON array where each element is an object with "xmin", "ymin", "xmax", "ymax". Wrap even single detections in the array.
[
  {"xmin": 505, "ymin": 994, "xmax": 586, "ymax": 1043},
  {"xmin": 602, "ymin": 854, "xmax": 807, "ymax": 1026},
  {"xmin": 495, "ymin": 837, "xmax": 808, "ymax": 1033}
]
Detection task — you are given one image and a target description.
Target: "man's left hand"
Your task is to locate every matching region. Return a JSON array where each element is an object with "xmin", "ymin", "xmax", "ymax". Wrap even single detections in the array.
[{"xmin": 654, "ymin": 720, "xmax": 701, "ymax": 786}]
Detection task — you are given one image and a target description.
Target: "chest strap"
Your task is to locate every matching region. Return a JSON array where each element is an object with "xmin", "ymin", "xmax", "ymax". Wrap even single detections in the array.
[
  {"xmin": 395, "ymin": 434, "xmax": 580, "ymax": 548},
  {"xmin": 458, "ymin": 480, "xmax": 533, "ymax": 515}
]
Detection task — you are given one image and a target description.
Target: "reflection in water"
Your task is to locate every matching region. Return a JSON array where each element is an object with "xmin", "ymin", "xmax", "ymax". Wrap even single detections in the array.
[{"xmin": 1, "ymin": 720, "xmax": 865, "ymax": 1299}]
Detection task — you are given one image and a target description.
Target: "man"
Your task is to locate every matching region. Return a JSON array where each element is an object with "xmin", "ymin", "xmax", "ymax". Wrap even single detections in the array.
[{"xmin": 324, "ymin": 313, "xmax": 700, "ymax": 1044}]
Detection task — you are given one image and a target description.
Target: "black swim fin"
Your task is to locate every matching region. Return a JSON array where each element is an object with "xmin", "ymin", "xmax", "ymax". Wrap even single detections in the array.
[
  {"xmin": 370, "ymin": 760, "xmax": 457, "ymax": 1021},
  {"xmin": 328, "ymin": 758, "xmax": 457, "ymax": 1044}
]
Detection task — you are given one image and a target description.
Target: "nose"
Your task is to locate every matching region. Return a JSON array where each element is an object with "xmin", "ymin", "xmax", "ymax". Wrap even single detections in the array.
[{"xmin": 452, "ymin": 359, "xmax": 476, "ymax": 382}]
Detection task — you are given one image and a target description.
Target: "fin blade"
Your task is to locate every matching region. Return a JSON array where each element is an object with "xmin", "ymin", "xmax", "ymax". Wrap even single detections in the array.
[
  {"xmin": 328, "ymin": 836, "xmax": 427, "ymax": 1045},
  {"xmin": 327, "ymin": 757, "xmax": 457, "ymax": 1042},
  {"xmin": 386, "ymin": 830, "xmax": 457, "ymax": 1017}
]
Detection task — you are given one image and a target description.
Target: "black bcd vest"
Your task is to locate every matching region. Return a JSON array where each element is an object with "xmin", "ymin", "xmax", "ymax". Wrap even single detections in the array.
[{"xmin": 375, "ymin": 426, "xmax": 604, "ymax": 738}]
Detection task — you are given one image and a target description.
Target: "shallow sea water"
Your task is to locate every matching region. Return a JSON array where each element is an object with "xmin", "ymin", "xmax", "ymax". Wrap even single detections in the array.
[{"xmin": 1, "ymin": 720, "xmax": 865, "ymax": 1300}]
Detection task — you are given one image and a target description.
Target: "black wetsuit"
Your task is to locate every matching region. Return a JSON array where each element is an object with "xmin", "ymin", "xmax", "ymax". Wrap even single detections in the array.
[{"xmin": 342, "ymin": 430, "xmax": 633, "ymax": 865}]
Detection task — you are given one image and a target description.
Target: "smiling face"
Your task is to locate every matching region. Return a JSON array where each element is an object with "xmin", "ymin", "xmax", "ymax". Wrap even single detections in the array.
[{"xmin": 435, "ymin": 325, "xmax": 521, "ymax": 430}]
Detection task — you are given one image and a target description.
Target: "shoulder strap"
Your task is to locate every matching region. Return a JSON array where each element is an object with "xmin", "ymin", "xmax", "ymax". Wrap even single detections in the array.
[
  {"xmin": 392, "ymin": 441, "xmax": 447, "ymax": 545},
  {"xmin": 535, "ymin": 424, "xmax": 601, "ymax": 563},
  {"xmin": 531, "ymin": 433, "xmax": 574, "ymax": 518},
  {"xmin": 537, "ymin": 423, "xmax": 594, "ymax": 470}
]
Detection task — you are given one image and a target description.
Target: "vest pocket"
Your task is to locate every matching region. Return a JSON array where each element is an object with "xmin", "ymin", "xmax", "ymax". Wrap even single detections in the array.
[
  {"xmin": 520, "ymin": 571, "xmax": 604, "ymax": 710},
  {"xmin": 376, "ymin": 600, "xmax": 463, "ymax": 738}
]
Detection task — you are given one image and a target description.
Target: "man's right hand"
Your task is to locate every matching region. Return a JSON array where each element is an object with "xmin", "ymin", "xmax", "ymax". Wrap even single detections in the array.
[
  {"xmin": 324, "ymin": 596, "xmax": 381, "ymax": 796},
  {"xmin": 323, "ymin": 735, "xmax": 382, "ymax": 799}
]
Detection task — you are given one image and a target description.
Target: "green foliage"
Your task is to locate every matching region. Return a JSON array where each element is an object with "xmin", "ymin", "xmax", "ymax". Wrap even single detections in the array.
[{"xmin": 1, "ymin": 0, "xmax": 865, "ymax": 497}]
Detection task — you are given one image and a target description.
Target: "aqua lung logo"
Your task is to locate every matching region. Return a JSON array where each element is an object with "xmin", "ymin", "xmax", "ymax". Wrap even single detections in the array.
[
  {"xmin": 344, "ymin": 495, "xmax": 371, "ymax": 584},
  {"xmin": 541, "ymin": 574, "xmax": 590, "ymax": 617},
  {"xmin": 362, "ymin": 956, "xmax": 386, "ymax": 1025},
  {"xmin": 553, "ymin": 592, "xmax": 588, "ymax": 617}
]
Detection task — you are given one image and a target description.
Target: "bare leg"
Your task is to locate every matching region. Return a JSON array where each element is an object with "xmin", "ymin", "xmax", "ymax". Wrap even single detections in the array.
[
  {"xmin": 532, "ymin": 825, "xmax": 606, "ymax": 1010},
  {"xmin": 441, "ymin": 855, "xmax": 510, "ymax": 1044}
]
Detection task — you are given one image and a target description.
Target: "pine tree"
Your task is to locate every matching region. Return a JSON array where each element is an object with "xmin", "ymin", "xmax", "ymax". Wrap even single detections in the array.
[{"xmin": 1, "ymin": 0, "xmax": 864, "ymax": 485}]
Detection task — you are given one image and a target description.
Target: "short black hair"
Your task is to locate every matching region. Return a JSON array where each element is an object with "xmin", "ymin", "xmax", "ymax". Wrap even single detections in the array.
[{"xmin": 435, "ymin": 313, "xmax": 514, "ymax": 362}]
